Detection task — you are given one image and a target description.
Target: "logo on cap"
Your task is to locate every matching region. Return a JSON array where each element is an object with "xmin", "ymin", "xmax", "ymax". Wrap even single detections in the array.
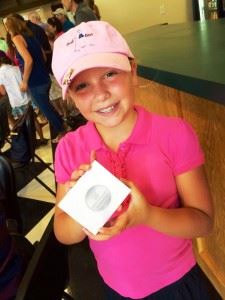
[
  {"xmin": 62, "ymin": 68, "xmax": 74, "ymax": 86},
  {"xmin": 78, "ymin": 31, "xmax": 93, "ymax": 39}
]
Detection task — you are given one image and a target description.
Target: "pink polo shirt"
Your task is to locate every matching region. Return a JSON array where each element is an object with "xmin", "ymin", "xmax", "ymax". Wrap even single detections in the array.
[{"xmin": 55, "ymin": 106, "xmax": 205, "ymax": 299}]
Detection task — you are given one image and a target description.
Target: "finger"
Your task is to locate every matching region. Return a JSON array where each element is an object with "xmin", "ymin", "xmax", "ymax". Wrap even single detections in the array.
[
  {"xmin": 64, "ymin": 178, "xmax": 77, "ymax": 192},
  {"xmin": 90, "ymin": 150, "xmax": 96, "ymax": 162},
  {"xmin": 64, "ymin": 181, "xmax": 71, "ymax": 193},
  {"xmin": 78, "ymin": 163, "xmax": 92, "ymax": 172},
  {"xmin": 68, "ymin": 179, "xmax": 77, "ymax": 189},
  {"xmin": 120, "ymin": 178, "xmax": 133, "ymax": 188},
  {"xmin": 99, "ymin": 225, "xmax": 124, "ymax": 237},
  {"xmin": 100, "ymin": 216, "xmax": 127, "ymax": 235},
  {"xmin": 82, "ymin": 228, "xmax": 111, "ymax": 241},
  {"xmin": 70, "ymin": 169, "xmax": 82, "ymax": 181},
  {"xmin": 121, "ymin": 179, "xmax": 139, "ymax": 195},
  {"xmin": 70, "ymin": 163, "xmax": 91, "ymax": 180}
]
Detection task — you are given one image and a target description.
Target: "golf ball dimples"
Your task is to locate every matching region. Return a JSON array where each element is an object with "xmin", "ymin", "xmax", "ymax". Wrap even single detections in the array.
[{"xmin": 85, "ymin": 185, "xmax": 111, "ymax": 211}]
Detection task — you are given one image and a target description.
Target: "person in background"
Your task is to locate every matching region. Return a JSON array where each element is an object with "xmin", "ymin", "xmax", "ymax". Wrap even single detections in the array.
[
  {"xmin": 5, "ymin": 32, "xmax": 19, "ymax": 66},
  {"xmin": 27, "ymin": 11, "xmax": 48, "ymax": 32},
  {"xmin": 0, "ymin": 36, "xmax": 19, "ymax": 128},
  {"xmin": 52, "ymin": 21, "xmax": 214, "ymax": 300},
  {"xmin": 59, "ymin": 0, "xmax": 98, "ymax": 128},
  {"xmin": 46, "ymin": 17, "xmax": 66, "ymax": 119},
  {"xmin": 5, "ymin": 31, "xmax": 45, "ymax": 129},
  {"xmin": 61, "ymin": 0, "xmax": 97, "ymax": 25},
  {"xmin": 48, "ymin": 73, "xmax": 67, "ymax": 120},
  {"xmin": 5, "ymin": 15, "xmax": 66, "ymax": 143},
  {"xmin": 0, "ymin": 50, "xmax": 47, "ymax": 145},
  {"xmin": 86, "ymin": 0, "xmax": 101, "ymax": 20},
  {"xmin": 52, "ymin": 8, "xmax": 74, "ymax": 32},
  {"xmin": 10, "ymin": 13, "xmax": 52, "ymax": 75},
  {"xmin": 47, "ymin": 16, "xmax": 64, "ymax": 40}
]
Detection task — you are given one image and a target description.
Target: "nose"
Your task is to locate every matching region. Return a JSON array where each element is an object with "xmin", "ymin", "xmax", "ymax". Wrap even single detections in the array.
[{"xmin": 93, "ymin": 82, "xmax": 110, "ymax": 102}]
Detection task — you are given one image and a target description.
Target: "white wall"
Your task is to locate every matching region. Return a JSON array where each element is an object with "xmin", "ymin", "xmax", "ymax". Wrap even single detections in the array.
[
  {"xmin": 0, "ymin": 1, "xmax": 193, "ymax": 37},
  {"xmin": 96, "ymin": 0, "xmax": 193, "ymax": 34}
]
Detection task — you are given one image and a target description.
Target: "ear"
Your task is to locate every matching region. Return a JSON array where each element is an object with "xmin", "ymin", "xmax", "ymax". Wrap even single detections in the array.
[{"xmin": 130, "ymin": 60, "xmax": 138, "ymax": 86}]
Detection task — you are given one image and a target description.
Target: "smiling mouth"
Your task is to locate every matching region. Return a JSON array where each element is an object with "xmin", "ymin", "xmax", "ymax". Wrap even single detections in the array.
[{"xmin": 97, "ymin": 104, "xmax": 117, "ymax": 114}]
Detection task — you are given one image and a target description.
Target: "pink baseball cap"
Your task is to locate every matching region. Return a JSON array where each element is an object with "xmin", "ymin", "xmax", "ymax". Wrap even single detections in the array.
[{"xmin": 52, "ymin": 21, "xmax": 134, "ymax": 99}]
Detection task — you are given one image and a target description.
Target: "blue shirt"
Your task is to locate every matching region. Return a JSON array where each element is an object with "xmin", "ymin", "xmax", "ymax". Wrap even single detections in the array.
[
  {"xmin": 62, "ymin": 20, "xmax": 74, "ymax": 32},
  {"xmin": 16, "ymin": 35, "xmax": 50, "ymax": 88}
]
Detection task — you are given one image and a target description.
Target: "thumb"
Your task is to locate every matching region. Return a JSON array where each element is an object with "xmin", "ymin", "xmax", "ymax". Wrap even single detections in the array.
[
  {"xmin": 90, "ymin": 150, "xmax": 96, "ymax": 163},
  {"xmin": 120, "ymin": 178, "xmax": 135, "ymax": 189}
]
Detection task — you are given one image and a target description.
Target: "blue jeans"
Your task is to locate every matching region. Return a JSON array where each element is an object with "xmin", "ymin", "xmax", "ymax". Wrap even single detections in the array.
[{"xmin": 29, "ymin": 81, "xmax": 64, "ymax": 133}]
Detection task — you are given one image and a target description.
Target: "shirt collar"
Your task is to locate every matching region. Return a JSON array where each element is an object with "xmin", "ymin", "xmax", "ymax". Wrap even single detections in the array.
[
  {"xmin": 84, "ymin": 105, "xmax": 152, "ymax": 150},
  {"xmin": 126, "ymin": 105, "xmax": 152, "ymax": 145}
]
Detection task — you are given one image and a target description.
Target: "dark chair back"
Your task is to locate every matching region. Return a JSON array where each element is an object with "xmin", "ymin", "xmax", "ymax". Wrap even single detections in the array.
[
  {"xmin": 0, "ymin": 155, "xmax": 34, "ymax": 275},
  {"xmin": 15, "ymin": 217, "xmax": 72, "ymax": 300},
  {"xmin": 0, "ymin": 155, "xmax": 23, "ymax": 232}
]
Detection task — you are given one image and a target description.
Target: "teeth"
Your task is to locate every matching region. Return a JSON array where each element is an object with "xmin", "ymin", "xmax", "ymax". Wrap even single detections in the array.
[{"xmin": 99, "ymin": 105, "xmax": 114, "ymax": 113}]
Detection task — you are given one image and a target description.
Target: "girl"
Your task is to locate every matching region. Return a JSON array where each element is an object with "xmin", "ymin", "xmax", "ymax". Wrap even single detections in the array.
[
  {"xmin": 0, "ymin": 50, "xmax": 29, "ymax": 127},
  {"xmin": 4, "ymin": 15, "xmax": 65, "ymax": 142},
  {"xmin": 52, "ymin": 21, "xmax": 214, "ymax": 299}
]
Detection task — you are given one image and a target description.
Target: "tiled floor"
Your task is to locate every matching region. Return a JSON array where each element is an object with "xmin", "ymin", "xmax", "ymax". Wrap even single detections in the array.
[{"xmin": 12, "ymin": 123, "xmax": 56, "ymax": 244}]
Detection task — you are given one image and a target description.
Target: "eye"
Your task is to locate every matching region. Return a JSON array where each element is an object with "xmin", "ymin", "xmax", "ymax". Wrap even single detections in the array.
[
  {"xmin": 105, "ymin": 70, "xmax": 118, "ymax": 79},
  {"xmin": 74, "ymin": 82, "xmax": 88, "ymax": 92}
]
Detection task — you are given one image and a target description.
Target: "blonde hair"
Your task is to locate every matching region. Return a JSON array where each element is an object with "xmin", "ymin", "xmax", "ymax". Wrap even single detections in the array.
[
  {"xmin": 28, "ymin": 11, "xmax": 41, "ymax": 24},
  {"xmin": 5, "ymin": 15, "xmax": 33, "ymax": 37}
]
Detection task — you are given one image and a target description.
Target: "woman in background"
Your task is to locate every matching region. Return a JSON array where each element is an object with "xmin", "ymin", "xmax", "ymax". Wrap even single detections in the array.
[{"xmin": 4, "ymin": 15, "xmax": 65, "ymax": 143}]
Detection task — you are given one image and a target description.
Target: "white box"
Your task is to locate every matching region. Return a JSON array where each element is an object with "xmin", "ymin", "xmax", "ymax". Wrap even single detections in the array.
[{"xmin": 58, "ymin": 160, "xmax": 131, "ymax": 235}]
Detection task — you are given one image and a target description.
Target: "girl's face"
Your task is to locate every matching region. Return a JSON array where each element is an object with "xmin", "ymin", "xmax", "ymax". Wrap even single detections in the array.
[{"xmin": 67, "ymin": 63, "xmax": 138, "ymax": 132}]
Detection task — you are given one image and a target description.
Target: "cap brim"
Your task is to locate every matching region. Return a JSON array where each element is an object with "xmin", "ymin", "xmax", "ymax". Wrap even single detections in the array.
[
  {"xmin": 53, "ymin": 11, "xmax": 65, "ymax": 15},
  {"xmin": 61, "ymin": 53, "xmax": 131, "ymax": 99}
]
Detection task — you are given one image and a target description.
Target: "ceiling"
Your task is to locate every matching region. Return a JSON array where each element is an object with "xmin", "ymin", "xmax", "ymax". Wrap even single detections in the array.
[{"xmin": 0, "ymin": 0, "xmax": 59, "ymax": 17}]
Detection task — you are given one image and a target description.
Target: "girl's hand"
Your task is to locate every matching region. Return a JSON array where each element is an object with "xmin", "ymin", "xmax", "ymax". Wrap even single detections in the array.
[
  {"xmin": 65, "ymin": 150, "xmax": 96, "ymax": 193},
  {"xmin": 54, "ymin": 151, "xmax": 96, "ymax": 244},
  {"xmin": 84, "ymin": 179, "xmax": 152, "ymax": 241}
]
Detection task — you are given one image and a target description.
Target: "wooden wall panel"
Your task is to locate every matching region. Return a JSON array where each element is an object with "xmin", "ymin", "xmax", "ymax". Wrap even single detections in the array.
[
  {"xmin": 135, "ymin": 78, "xmax": 182, "ymax": 117},
  {"xmin": 180, "ymin": 95, "xmax": 225, "ymax": 297},
  {"xmin": 135, "ymin": 77, "xmax": 225, "ymax": 298}
]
